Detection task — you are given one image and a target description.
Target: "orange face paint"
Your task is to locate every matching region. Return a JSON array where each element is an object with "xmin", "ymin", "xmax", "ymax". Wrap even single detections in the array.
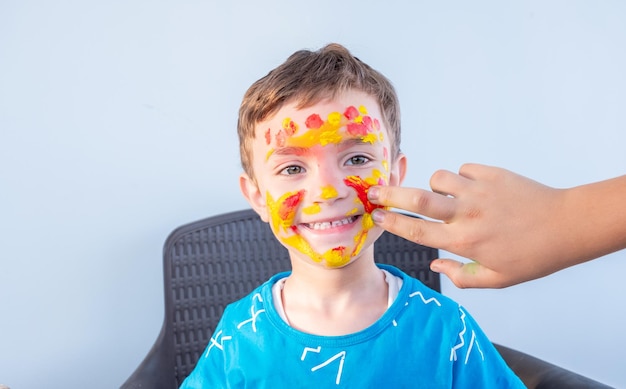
[{"xmin": 343, "ymin": 174, "xmax": 386, "ymax": 214}]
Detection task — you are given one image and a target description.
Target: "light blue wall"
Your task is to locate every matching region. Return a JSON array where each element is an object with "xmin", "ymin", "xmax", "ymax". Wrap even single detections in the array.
[{"xmin": 1, "ymin": 1, "xmax": 624, "ymax": 387}]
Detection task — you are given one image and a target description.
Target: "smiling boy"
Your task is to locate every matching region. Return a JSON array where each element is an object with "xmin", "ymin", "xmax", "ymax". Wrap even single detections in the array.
[{"xmin": 180, "ymin": 44, "xmax": 523, "ymax": 388}]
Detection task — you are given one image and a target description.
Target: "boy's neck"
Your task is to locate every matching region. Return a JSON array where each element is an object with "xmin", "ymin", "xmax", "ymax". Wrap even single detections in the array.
[
  {"xmin": 287, "ymin": 246, "xmax": 380, "ymax": 293},
  {"xmin": 281, "ymin": 246, "xmax": 389, "ymax": 335}
]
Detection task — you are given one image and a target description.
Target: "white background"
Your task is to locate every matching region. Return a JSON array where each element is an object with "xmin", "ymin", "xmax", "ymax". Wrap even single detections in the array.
[{"xmin": 1, "ymin": 1, "xmax": 624, "ymax": 388}]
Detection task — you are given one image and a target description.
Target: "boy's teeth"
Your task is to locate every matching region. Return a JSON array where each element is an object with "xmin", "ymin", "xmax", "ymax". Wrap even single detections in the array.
[{"xmin": 307, "ymin": 216, "xmax": 356, "ymax": 230}]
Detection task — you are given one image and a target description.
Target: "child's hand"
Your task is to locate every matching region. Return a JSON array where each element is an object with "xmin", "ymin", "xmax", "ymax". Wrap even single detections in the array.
[{"xmin": 368, "ymin": 164, "xmax": 626, "ymax": 288}]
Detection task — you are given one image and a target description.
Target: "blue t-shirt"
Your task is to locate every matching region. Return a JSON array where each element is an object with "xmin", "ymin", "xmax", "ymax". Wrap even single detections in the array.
[{"xmin": 181, "ymin": 264, "xmax": 524, "ymax": 388}]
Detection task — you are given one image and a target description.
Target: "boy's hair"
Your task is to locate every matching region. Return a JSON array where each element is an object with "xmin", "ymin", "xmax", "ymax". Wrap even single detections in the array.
[{"xmin": 237, "ymin": 43, "xmax": 401, "ymax": 180}]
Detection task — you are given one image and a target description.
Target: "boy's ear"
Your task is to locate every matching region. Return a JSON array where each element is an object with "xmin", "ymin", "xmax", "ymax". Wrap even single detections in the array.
[
  {"xmin": 239, "ymin": 173, "xmax": 269, "ymax": 223},
  {"xmin": 388, "ymin": 152, "xmax": 407, "ymax": 186}
]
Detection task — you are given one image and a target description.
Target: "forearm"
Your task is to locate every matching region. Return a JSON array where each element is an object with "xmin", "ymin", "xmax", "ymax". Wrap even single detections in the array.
[{"xmin": 556, "ymin": 175, "xmax": 626, "ymax": 267}]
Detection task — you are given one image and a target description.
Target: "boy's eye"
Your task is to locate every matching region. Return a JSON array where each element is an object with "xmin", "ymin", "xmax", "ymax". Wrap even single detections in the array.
[
  {"xmin": 346, "ymin": 155, "xmax": 370, "ymax": 166},
  {"xmin": 280, "ymin": 165, "xmax": 304, "ymax": 175}
]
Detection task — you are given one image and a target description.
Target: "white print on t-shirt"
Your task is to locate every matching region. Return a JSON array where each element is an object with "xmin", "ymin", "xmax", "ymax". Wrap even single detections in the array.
[
  {"xmin": 301, "ymin": 346, "xmax": 346, "ymax": 385},
  {"xmin": 450, "ymin": 307, "xmax": 484, "ymax": 364},
  {"xmin": 204, "ymin": 330, "xmax": 232, "ymax": 358},
  {"xmin": 408, "ymin": 290, "xmax": 442, "ymax": 306},
  {"xmin": 236, "ymin": 293, "xmax": 265, "ymax": 332}
]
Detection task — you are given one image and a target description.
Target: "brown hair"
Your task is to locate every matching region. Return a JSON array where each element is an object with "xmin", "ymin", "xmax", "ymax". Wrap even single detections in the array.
[{"xmin": 237, "ymin": 43, "xmax": 401, "ymax": 179}]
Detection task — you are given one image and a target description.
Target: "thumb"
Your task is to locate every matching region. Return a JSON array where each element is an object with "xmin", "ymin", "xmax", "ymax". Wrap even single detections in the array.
[{"xmin": 430, "ymin": 258, "xmax": 502, "ymax": 289}]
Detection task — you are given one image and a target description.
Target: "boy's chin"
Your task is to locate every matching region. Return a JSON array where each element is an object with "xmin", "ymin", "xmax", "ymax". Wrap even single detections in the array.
[{"xmin": 280, "ymin": 233, "xmax": 380, "ymax": 268}]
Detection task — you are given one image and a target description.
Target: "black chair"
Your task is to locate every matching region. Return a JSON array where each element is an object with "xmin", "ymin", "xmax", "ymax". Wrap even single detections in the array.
[{"xmin": 121, "ymin": 209, "xmax": 612, "ymax": 389}]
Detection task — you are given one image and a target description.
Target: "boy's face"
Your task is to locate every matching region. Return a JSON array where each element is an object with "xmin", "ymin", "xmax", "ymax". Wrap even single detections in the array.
[{"xmin": 240, "ymin": 90, "xmax": 406, "ymax": 268}]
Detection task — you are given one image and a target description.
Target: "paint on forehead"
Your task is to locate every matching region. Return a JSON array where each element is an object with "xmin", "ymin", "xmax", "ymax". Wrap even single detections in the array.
[
  {"xmin": 265, "ymin": 105, "xmax": 382, "ymax": 160},
  {"xmin": 265, "ymin": 128, "xmax": 271, "ymax": 145},
  {"xmin": 305, "ymin": 113, "xmax": 324, "ymax": 129}
]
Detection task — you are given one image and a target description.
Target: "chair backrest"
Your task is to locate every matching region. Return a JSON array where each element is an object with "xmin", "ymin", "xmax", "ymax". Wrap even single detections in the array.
[{"xmin": 163, "ymin": 209, "xmax": 439, "ymax": 386}]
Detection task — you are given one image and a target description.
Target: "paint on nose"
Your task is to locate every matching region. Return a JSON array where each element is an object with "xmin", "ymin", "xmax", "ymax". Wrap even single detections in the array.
[{"xmin": 320, "ymin": 185, "xmax": 338, "ymax": 200}]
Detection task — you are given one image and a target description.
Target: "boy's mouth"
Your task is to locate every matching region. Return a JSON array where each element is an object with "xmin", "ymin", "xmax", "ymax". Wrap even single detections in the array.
[{"xmin": 301, "ymin": 215, "xmax": 359, "ymax": 231}]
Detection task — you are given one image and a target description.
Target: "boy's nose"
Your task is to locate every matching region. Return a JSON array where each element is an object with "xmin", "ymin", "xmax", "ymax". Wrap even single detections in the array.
[{"xmin": 311, "ymin": 167, "xmax": 350, "ymax": 204}]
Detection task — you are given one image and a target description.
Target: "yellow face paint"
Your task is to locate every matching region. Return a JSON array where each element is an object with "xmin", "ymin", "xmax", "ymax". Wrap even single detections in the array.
[
  {"xmin": 266, "ymin": 190, "xmax": 305, "ymax": 232},
  {"xmin": 262, "ymin": 105, "xmax": 389, "ymax": 268},
  {"xmin": 265, "ymin": 105, "xmax": 383, "ymax": 159},
  {"xmin": 302, "ymin": 203, "xmax": 321, "ymax": 215},
  {"xmin": 320, "ymin": 185, "xmax": 338, "ymax": 200}
]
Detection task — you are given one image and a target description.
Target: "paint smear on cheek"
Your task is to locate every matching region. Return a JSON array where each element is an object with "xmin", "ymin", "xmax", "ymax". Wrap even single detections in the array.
[
  {"xmin": 302, "ymin": 203, "xmax": 321, "ymax": 215},
  {"xmin": 351, "ymin": 214, "xmax": 372, "ymax": 257},
  {"xmin": 283, "ymin": 234, "xmax": 319, "ymax": 262},
  {"xmin": 342, "ymin": 171, "xmax": 389, "ymax": 258},
  {"xmin": 266, "ymin": 190, "xmax": 305, "ymax": 231},
  {"xmin": 382, "ymin": 148, "xmax": 389, "ymax": 172},
  {"xmin": 266, "ymin": 190, "xmax": 331, "ymax": 264},
  {"xmin": 343, "ymin": 174, "xmax": 387, "ymax": 214}
]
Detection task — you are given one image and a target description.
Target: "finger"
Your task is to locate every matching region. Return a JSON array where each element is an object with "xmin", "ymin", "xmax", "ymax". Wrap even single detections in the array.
[
  {"xmin": 458, "ymin": 163, "xmax": 502, "ymax": 181},
  {"xmin": 429, "ymin": 169, "xmax": 473, "ymax": 198},
  {"xmin": 372, "ymin": 210, "xmax": 451, "ymax": 248},
  {"xmin": 430, "ymin": 259, "xmax": 513, "ymax": 289},
  {"xmin": 369, "ymin": 185, "xmax": 456, "ymax": 221},
  {"xmin": 457, "ymin": 163, "xmax": 485, "ymax": 179}
]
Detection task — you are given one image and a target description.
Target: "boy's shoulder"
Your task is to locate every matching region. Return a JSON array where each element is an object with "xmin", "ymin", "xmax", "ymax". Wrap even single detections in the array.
[
  {"xmin": 216, "ymin": 271, "xmax": 288, "ymax": 323},
  {"xmin": 379, "ymin": 264, "xmax": 460, "ymax": 311}
]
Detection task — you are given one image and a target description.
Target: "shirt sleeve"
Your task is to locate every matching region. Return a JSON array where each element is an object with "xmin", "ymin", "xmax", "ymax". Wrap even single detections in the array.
[
  {"xmin": 179, "ymin": 320, "xmax": 229, "ymax": 389},
  {"xmin": 450, "ymin": 306, "xmax": 525, "ymax": 389}
]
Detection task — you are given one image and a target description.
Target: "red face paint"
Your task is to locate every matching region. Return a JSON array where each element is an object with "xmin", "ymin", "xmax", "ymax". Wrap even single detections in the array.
[
  {"xmin": 343, "ymin": 176, "xmax": 385, "ymax": 214},
  {"xmin": 283, "ymin": 119, "xmax": 298, "ymax": 136},
  {"xmin": 346, "ymin": 122, "xmax": 368, "ymax": 136},
  {"xmin": 305, "ymin": 113, "xmax": 324, "ymax": 129},
  {"xmin": 275, "ymin": 129, "xmax": 286, "ymax": 147},
  {"xmin": 265, "ymin": 128, "xmax": 272, "ymax": 145},
  {"xmin": 278, "ymin": 190, "xmax": 305, "ymax": 222},
  {"xmin": 343, "ymin": 106, "xmax": 359, "ymax": 120}
]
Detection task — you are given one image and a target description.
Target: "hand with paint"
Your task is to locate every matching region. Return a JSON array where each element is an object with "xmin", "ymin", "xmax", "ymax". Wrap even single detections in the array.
[{"xmin": 368, "ymin": 164, "xmax": 626, "ymax": 288}]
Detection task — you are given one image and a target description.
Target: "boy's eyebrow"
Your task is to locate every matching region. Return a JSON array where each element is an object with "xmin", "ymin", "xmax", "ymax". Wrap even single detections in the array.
[
  {"xmin": 268, "ymin": 137, "xmax": 376, "ymax": 160},
  {"xmin": 268, "ymin": 137, "xmax": 372, "ymax": 158},
  {"xmin": 338, "ymin": 137, "xmax": 376, "ymax": 149},
  {"xmin": 269, "ymin": 146, "xmax": 311, "ymax": 157}
]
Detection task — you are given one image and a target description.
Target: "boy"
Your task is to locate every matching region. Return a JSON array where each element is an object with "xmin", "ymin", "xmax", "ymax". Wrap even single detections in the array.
[{"xmin": 181, "ymin": 43, "xmax": 524, "ymax": 388}]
